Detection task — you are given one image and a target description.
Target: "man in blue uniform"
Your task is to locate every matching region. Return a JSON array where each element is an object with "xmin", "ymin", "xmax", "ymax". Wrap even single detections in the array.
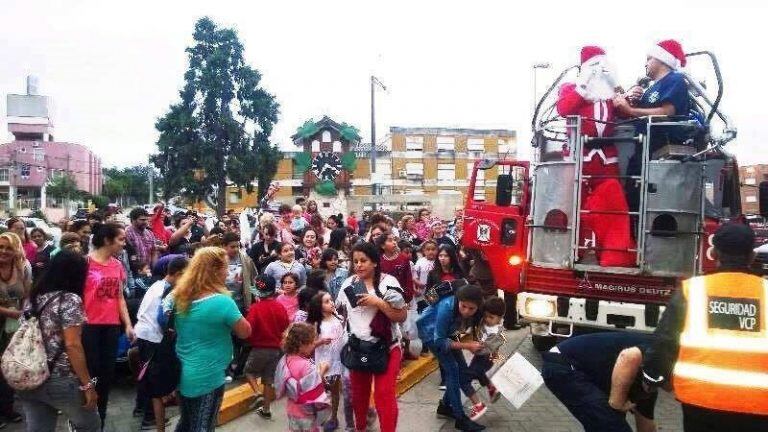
[
  {"xmin": 614, "ymin": 39, "xmax": 689, "ymax": 119},
  {"xmin": 542, "ymin": 332, "xmax": 658, "ymax": 432}
]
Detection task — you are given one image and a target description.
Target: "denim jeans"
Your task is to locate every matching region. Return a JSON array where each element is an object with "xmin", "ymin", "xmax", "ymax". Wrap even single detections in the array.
[
  {"xmin": 541, "ymin": 351, "xmax": 631, "ymax": 432},
  {"xmin": 18, "ymin": 375, "xmax": 101, "ymax": 432},
  {"xmin": 175, "ymin": 385, "xmax": 225, "ymax": 432},
  {"xmin": 430, "ymin": 342, "xmax": 469, "ymax": 419},
  {"xmin": 459, "ymin": 354, "xmax": 493, "ymax": 397}
]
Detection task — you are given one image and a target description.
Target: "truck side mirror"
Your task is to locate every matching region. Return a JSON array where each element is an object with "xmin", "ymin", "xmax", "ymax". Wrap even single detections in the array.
[
  {"xmin": 496, "ymin": 174, "xmax": 512, "ymax": 206},
  {"xmin": 760, "ymin": 181, "xmax": 768, "ymax": 218}
]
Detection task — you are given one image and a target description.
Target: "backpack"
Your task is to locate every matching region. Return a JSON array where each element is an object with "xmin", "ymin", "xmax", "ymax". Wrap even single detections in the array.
[{"xmin": 1, "ymin": 293, "xmax": 64, "ymax": 391}]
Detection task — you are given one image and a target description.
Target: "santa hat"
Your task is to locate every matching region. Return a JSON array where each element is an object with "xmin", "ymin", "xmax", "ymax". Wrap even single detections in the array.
[
  {"xmin": 648, "ymin": 39, "xmax": 686, "ymax": 69},
  {"xmin": 580, "ymin": 46, "xmax": 606, "ymax": 64}
]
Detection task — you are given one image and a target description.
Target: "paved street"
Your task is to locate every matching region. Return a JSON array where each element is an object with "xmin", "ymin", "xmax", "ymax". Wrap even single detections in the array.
[{"xmin": 4, "ymin": 327, "xmax": 684, "ymax": 431}]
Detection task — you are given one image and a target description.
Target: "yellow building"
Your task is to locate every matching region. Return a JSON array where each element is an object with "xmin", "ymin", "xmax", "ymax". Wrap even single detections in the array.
[{"xmin": 225, "ymin": 123, "xmax": 517, "ymax": 217}]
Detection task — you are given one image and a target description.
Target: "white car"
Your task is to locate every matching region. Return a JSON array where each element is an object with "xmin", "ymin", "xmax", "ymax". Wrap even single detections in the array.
[{"xmin": 23, "ymin": 218, "xmax": 62, "ymax": 246}]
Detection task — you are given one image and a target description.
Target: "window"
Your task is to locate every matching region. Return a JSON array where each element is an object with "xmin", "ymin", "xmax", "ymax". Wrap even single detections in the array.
[
  {"xmin": 311, "ymin": 140, "xmax": 320, "ymax": 152},
  {"xmin": 405, "ymin": 136, "xmax": 424, "ymax": 151},
  {"xmin": 437, "ymin": 163, "xmax": 455, "ymax": 184},
  {"xmin": 467, "ymin": 138, "xmax": 484, "ymax": 152},
  {"xmin": 405, "ymin": 136, "xmax": 424, "ymax": 158},
  {"xmin": 468, "ymin": 162, "xmax": 485, "ymax": 181},
  {"xmin": 746, "ymin": 195, "xmax": 757, "ymax": 203},
  {"xmin": 498, "ymin": 139, "xmax": 514, "ymax": 155},
  {"xmin": 405, "ymin": 162, "xmax": 424, "ymax": 175},
  {"xmin": 437, "ymin": 136, "xmax": 455, "ymax": 152},
  {"xmin": 32, "ymin": 147, "xmax": 44, "ymax": 162},
  {"xmin": 376, "ymin": 159, "xmax": 392, "ymax": 181},
  {"xmin": 746, "ymin": 177, "xmax": 756, "ymax": 185},
  {"xmin": 0, "ymin": 169, "xmax": 8, "ymax": 182},
  {"xmin": 229, "ymin": 190, "xmax": 242, "ymax": 204},
  {"xmin": 333, "ymin": 141, "xmax": 342, "ymax": 153},
  {"xmin": 20, "ymin": 164, "xmax": 30, "ymax": 179},
  {"xmin": 747, "ymin": 167, "xmax": 755, "ymax": 174},
  {"xmin": 322, "ymin": 131, "xmax": 332, "ymax": 143}
]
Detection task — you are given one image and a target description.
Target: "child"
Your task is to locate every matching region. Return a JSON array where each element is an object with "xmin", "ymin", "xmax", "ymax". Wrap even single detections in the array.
[
  {"xmin": 132, "ymin": 260, "xmax": 154, "ymax": 297},
  {"xmin": 134, "ymin": 256, "xmax": 189, "ymax": 431},
  {"xmin": 277, "ymin": 273, "xmax": 302, "ymax": 321},
  {"xmin": 412, "ymin": 240, "xmax": 438, "ymax": 309},
  {"xmin": 274, "ymin": 322, "xmax": 332, "ymax": 432},
  {"xmin": 263, "ymin": 243, "xmax": 307, "ymax": 289},
  {"xmin": 245, "ymin": 275, "xmax": 291, "ymax": 420},
  {"xmin": 291, "ymin": 205, "xmax": 309, "ymax": 240},
  {"xmin": 307, "ymin": 292, "xmax": 351, "ymax": 432},
  {"xmin": 462, "ymin": 296, "xmax": 506, "ymax": 421},
  {"xmin": 294, "ymin": 286, "xmax": 318, "ymax": 323}
]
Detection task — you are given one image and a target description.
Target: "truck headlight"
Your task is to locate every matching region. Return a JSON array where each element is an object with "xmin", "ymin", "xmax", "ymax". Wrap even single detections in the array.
[{"xmin": 525, "ymin": 298, "xmax": 555, "ymax": 318}]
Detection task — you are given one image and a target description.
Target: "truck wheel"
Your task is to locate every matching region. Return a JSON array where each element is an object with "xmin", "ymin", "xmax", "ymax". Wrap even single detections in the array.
[
  {"xmin": 503, "ymin": 291, "xmax": 518, "ymax": 329},
  {"xmin": 531, "ymin": 334, "xmax": 558, "ymax": 352}
]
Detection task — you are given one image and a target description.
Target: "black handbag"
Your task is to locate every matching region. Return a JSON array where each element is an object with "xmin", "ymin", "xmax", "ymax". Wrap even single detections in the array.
[{"xmin": 340, "ymin": 280, "xmax": 390, "ymax": 374}]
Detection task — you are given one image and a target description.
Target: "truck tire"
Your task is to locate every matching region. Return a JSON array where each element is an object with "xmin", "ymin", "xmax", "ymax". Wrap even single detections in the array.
[
  {"xmin": 503, "ymin": 291, "xmax": 518, "ymax": 329},
  {"xmin": 531, "ymin": 334, "xmax": 559, "ymax": 352}
]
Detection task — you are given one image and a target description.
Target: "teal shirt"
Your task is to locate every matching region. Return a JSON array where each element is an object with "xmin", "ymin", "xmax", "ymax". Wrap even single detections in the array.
[{"xmin": 174, "ymin": 293, "xmax": 242, "ymax": 397}]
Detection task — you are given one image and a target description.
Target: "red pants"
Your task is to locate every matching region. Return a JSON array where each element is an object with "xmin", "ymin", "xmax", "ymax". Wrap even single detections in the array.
[{"xmin": 349, "ymin": 346, "xmax": 402, "ymax": 432}]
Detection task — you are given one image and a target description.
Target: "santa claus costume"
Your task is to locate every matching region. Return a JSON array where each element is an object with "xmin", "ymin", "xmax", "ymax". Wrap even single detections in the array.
[{"xmin": 556, "ymin": 46, "xmax": 635, "ymax": 267}]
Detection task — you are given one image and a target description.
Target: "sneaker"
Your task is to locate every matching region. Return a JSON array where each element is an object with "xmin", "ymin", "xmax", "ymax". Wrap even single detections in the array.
[
  {"xmin": 487, "ymin": 385, "xmax": 501, "ymax": 404},
  {"xmin": 436, "ymin": 400, "xmax": 454, "ymax": 419},
  {"xmin": 455, "ymin": 415, "xmax": 486, "ymax": 431},
  {"xmin": 140, "ymin": 418, "xmax": 171, "ymax": 431},
  {"xmin": 469, "ymin": 403, "xmax": 487, "ymax": 421},
  {"xmin": 256, "ymin": 406, "xmax": 272, "ymax": 420}
]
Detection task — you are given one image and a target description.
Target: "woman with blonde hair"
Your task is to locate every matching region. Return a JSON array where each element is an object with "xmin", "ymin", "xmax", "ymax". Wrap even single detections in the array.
[
  {"xmin": 0, "ymin": 232, "xmax": 31, "ymax": 424},
  {"xmin": 168, "ymin": 246, "xmax": 251, "ymax": 432}
]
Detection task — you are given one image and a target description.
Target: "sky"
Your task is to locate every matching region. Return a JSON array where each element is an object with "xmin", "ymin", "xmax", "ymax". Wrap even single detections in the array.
[{"xmin": 0, "ymin": 1, "xmax": 765, "ymax": 168}]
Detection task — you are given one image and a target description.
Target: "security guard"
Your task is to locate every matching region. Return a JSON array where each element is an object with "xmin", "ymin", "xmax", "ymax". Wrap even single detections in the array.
[{"xmin": 642, "ymin": 223, "xmax": 768, "ymax": 431}]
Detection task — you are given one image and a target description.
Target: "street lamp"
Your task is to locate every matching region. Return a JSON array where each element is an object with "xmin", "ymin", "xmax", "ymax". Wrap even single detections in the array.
[{"xmin": 532, "ymin": 62, "xmax": 551, "ymax": 113}]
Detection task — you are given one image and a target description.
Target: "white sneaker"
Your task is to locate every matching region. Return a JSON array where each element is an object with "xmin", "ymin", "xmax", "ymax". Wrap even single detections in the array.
[{"xmin": 469, "ymin": 403, "xmax": 487, "ymax": 421}]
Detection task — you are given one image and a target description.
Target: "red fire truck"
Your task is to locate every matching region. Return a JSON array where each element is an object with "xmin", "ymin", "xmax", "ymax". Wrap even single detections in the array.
[{"xmin": 462, "ymin": 50, "xmax": 754, "ymax": 349}]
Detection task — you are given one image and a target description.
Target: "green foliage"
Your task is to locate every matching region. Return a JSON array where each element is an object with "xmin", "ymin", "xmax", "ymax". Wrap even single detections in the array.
[
  {"xmin": 295, "ymin": 119, "xmax": 319, "ymax": 140},
  {"xmin": 341, "ymin": 152, "xmax": 357, "ymax": 171},
  {"xmin": 339, "ymin": 123, "xmax": 361, "ymax": 143},
  {"xmin": 85, "ymin": 194, "xmax": 110, "ymax": 209},
  {"xmin": 294, "ymin": 152, "xmax": 312, "ymax": 173},
  {"xmin": 102, "ymin": 166, "xmax": 153, "ymax": 204},
  {"xmin": 47, "ymin": 174, "xmax": 82, "ymax": 200},
  {"xmin": 314, "ymin": 180, "xmax": 337, "ymax": 196},
  {"xmin": 153, "ymin": 16, "xmax": 280, "ymax": 215}
]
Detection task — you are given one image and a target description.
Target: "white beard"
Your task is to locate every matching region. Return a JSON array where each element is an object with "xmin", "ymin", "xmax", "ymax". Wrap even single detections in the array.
[{"xmin": 576, "ymin": 56, "xmax": 618, "ymax": 101}]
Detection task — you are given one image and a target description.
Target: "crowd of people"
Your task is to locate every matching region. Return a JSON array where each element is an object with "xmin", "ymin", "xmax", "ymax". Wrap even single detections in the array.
[{"xmin": 0, "ymin": 198, "xmax": 517, "ymax": 432}]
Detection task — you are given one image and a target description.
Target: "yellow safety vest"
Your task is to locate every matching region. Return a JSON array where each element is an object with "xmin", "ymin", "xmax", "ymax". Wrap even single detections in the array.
[{"xmin": 673, "ymin": 272, "xmax": 768, "ymax": 415}]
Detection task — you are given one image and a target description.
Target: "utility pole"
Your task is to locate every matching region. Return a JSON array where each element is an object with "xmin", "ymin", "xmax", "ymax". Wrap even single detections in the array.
[
  {"xmin": 148, "ymin": 157, "xmax": 154, "ymax": 204},
  {"xmin": 370, "ymin": 75, "xmax": 386, "ymax": 198}
]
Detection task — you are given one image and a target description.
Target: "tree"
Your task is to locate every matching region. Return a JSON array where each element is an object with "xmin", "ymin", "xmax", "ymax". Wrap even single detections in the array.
[
  {"xmin": 102, "ymin": 165, "xmax": 156, "ymax": 205},
  {"xmin": 153, "ymin": 17, "xmax": 280, "ymax": 215},
  {"xmin": 47, "ymin": 174, "xmax": 81, "ymax": 201}
]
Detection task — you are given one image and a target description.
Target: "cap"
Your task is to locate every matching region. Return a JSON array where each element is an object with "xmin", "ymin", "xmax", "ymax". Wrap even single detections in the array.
[
  {"xmin": 253, "ymin": 275, "xmax": 277, "ymax": 298},
  {"xmin": 712, "ymin": 222, "xmax": 755, "ymax": 256}
]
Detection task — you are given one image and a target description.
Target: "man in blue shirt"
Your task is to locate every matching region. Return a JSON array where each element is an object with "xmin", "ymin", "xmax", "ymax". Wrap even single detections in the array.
[
  {"xmin": 542, "ymin": 332, "xmax": 659, "ymax": 432},
  {"xmin": 614, "ymin": 39, "xmax": 689, "ymax": 119}
]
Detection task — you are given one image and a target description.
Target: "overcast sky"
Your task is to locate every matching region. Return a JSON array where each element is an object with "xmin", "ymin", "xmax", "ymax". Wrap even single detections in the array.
[{"xmin": 1, "ymin": 1, "xmax": 764, "ymax": 168}]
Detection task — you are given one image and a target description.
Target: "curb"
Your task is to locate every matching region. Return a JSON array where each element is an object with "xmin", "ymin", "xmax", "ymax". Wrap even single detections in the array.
[{"xmin": 217, "ymin": 355, "xmax": 438, "ymax": 426}]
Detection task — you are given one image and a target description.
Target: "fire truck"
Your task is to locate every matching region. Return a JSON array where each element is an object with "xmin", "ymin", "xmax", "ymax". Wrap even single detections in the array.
[{"xmin": 462, "ymin": 50, "xmax": 755, "ymax": 349}]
